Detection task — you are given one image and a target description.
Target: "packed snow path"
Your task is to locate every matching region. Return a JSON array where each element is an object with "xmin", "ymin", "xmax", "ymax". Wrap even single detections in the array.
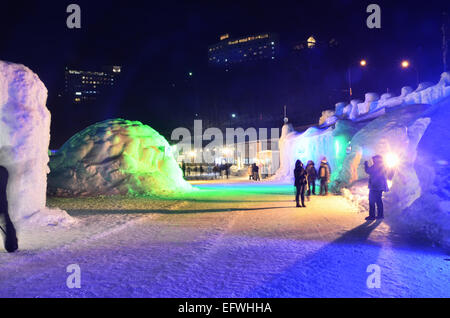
[{"xmin": 0, "ymin": 180, "xmax": 448, "ymax": 297}]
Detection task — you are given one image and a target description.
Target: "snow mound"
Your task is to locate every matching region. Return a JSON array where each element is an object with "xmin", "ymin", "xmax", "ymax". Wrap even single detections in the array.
[
  {"xmin": 0, "ymin": 60, "xmax": 71, "ymax": 226},
  {"xmin": 48, "ymin": 119, "xmax": 192, "ymax": 197}
]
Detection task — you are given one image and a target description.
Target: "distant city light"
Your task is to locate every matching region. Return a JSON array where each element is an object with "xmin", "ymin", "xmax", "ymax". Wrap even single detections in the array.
[
  {"xmin": 231, "ymin": 113, "xmax": 236, "ymax": 118},
  {"xmin": 401, "ymin": 60, "xmax": 410, "ymax": 68},
  {"xmin": 307, "ymin": 36, "xmax": 316, "ymax": 48},
  {"xmin": 188, "ymin": 72, "xmax": 193, "ymax": 76},
  {"xmin": 360, "ymin": 59, "xmax": 367, "ymax": 66}
]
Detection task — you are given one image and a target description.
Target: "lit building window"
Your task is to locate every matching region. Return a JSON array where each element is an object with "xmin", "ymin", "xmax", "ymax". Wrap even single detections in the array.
[{"xmin": 307, "ymin": 36, "xmax": 316, "ymax": 48}]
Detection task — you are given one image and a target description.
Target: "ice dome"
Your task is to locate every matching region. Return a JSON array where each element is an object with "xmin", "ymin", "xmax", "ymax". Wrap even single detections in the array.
[
  {"xmin": 0, "ymin": 60, "xmax": 70, "ymax": 226},
  {"xmin": 48, "ymin": 119, "xmax": 192, "ymax": 196}
]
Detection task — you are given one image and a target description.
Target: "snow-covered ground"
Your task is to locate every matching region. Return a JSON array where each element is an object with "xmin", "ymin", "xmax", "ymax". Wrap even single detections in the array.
[{"xmin": 0, "ymin": 180, "xmax": 448, "ymax": 298}]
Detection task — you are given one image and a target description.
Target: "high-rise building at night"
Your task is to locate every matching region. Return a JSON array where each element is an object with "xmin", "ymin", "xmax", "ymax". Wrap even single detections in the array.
[
  {"xmin": 64, "ymin": 65, "xmax": 121, "ymax": 103},
  {"xmin": 208, "ymin": 33, "xmax": 278, "ymax": 66}
]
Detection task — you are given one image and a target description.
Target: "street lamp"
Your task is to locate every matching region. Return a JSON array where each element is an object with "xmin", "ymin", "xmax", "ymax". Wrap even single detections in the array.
[
  {"xmin": 400, "ymin": 59, "xmax": 419, "ymax": 86},
  {"xmin": 347, "ymin": 59, "xmax": 367, "ymax": 98}
]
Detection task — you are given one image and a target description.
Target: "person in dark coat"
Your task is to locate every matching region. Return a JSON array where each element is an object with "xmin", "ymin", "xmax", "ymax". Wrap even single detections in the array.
[
  {"xmin": 294, "ymin": 160, "xmax": 307, "ymax": 207},
  {"xmin": 254, "ymin": 164, "xmax": 260, "ymax": 181},
  {"xmin": 181, "ymin": 161, "xmax": 186, "ymax": 177},
  {"xmin": 212, "ymin": 165, "xmax": 219, "ymax": 178},
  {"xmin": 305, "ymin": 160, "xmax": 318, "ymax": 196},
  {"xmin": 364, "ymin": 155, "xmax": 394, "ymax": 220},
  {"xmin": 318, "ymin": 157, "xmax": 331, "ymax": 195},
  {"xmin": 0, "ymin": 166, "xmax": 18, "ymax": 253}
]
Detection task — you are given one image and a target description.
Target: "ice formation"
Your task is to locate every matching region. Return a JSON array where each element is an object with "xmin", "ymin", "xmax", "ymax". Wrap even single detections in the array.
[
  {"xmin": 276, "ymin": 72, "xmax": 450, "ymax": 250},
  {"xmin": 0, "ymin": 60, "xmax": 71, "ymax": 227},
  {"xmin": 48, "ymin": 119, "xmax": 192, "ymax": 196}
]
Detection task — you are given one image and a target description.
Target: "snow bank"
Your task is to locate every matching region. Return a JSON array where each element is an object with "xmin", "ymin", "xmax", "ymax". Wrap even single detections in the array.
[
  {"xmin": 0, "ymin": 60, "xmax": 72, "ymax": 227},
  {"xmin": 48, "ymin": 119, "xmax": 192, "ymax": 197}
]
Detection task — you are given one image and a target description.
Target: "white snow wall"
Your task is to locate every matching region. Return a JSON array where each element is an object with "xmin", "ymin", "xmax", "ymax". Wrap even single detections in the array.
[
  {"xmin": 274, "ymin": 120, "xmax": 361, "ymax": 183},
  {"xmin": 0, "ymin": 61, "xmax": 70, "ymax": 226}
]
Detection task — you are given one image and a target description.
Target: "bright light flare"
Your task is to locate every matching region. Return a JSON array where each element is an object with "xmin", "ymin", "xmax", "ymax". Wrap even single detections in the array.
[
  {"xmin": 384, "ymin": 153, "xmax": 400, "ymax": 168},
  {"xmin": 360, "ymin": 59, "xmax": 367, "ymax": 66},
  {"xmin": 387, "ymin": 180, "xmax": 393, "ymax": 189}
]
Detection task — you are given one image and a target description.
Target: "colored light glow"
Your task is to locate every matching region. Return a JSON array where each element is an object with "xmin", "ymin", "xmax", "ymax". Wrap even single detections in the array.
[
  {"xmin": 100, "ymin": 120, "xmax": 192, "ymax": 196},
  {"xmin": 401, "ymin": 60, "xmax": 410, "ymax": 68},
  {"xmin": 384, "ymin": 153, "xmax": 400, "ymax": 168},
  {"xmin": 335, "ymin": 140, "xmax": 340, "ymax": 156},
  {"xmin": 360, "ymin": 59, "xmax": 367, "ymax": 66}
]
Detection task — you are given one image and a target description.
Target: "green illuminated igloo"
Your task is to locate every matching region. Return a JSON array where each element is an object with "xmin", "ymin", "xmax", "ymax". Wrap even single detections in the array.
[{"xmin": 48, "ymin": 119, "xmax": 191, "ymax": 196}]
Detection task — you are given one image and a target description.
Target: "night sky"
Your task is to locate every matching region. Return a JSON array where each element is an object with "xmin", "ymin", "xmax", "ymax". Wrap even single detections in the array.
[{"xmin": 1, "ymin": 0, "xmax": 449, "ymax": 147}]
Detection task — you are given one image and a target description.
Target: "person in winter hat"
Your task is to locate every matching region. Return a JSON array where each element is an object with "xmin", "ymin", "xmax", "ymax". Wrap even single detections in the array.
[
  {"xmin": 318, "ymin": 157, "xmax": 331, "ymax": 195},
  {"xmin": 305, "ymin": 160, "xmax": 318, "ymax": 196},
  {"xmin": 364, "ymin": 155, "xmax": 394, "ymax": 220},
  {"xmin": 294, "ymin": 160, "xmax": 308, "ymax": 207}
]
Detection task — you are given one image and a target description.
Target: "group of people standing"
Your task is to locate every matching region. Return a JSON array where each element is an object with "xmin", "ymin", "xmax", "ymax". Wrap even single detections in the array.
[
  {"xmin": 294, "ymin": 157, "xmax": 331, "ymax": 208},
  {"xmin": 293, "ymin": 154, "xmax": 394, "ymax": 221},
  {"xmin": 181, "ymin": 162, "xmax": 231, "ymax": 179}
]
